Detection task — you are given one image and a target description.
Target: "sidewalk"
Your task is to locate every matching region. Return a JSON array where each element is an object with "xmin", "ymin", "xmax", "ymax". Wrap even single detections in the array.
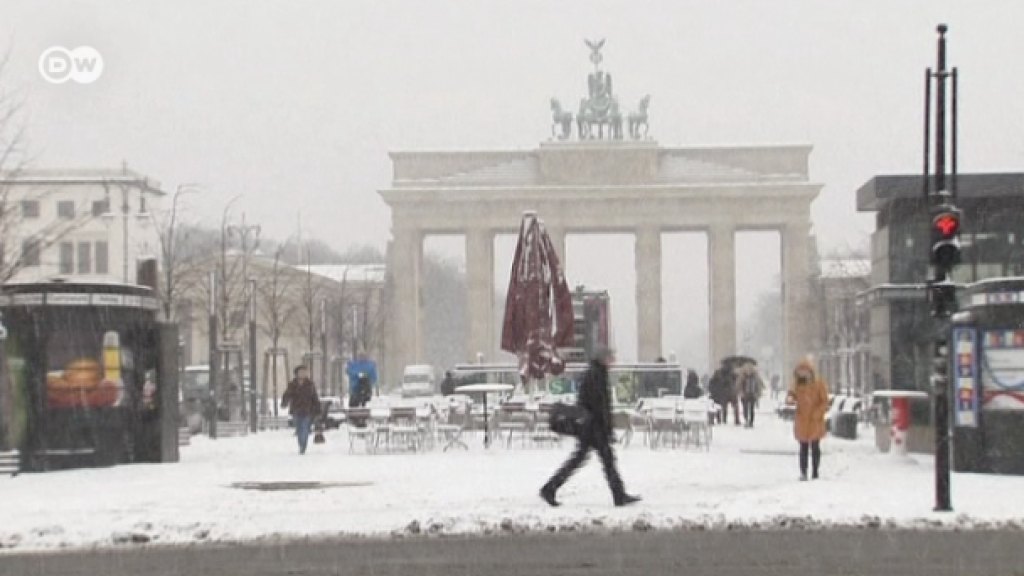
[{"xmin": 1, "ymin": 411, "xmax": 1022, "ymax": 552}]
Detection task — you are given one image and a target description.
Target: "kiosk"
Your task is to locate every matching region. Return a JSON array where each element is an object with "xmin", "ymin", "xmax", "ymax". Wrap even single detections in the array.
[
  {"xmin": 950, "ymin": 277, "xmax": 1024, "ymax": 474},
  {"xmin": 0, "ymin": 282, "xmax": 179, "ymax": 472}
]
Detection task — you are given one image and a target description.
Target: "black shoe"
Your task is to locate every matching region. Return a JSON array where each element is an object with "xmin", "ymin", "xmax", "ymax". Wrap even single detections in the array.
[
  {"xmin": 540, "ymin": 486, "xmax": 560, "ymax": 507},
  {"xmin": 614, "ymin": 494, "xmax": 642, "ymax": 507},
  {"xmin": 812, "ymin": 471, "xmax": 819, "ymax": 480},
  {"xmin": 799, "ymin": 473, "xmax": 808, "ymax": 481}
]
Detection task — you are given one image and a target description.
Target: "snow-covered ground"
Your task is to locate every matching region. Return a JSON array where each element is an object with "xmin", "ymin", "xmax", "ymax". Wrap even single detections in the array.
[{"xmin": 2, "ymin": 408, "xmax": 1023, "ymax": 553}]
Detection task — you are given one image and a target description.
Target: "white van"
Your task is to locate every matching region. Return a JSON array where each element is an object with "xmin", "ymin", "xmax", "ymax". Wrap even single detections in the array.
[{"xmin": 401, "ymin": 364, "xmax": 436, "ymax": 397}]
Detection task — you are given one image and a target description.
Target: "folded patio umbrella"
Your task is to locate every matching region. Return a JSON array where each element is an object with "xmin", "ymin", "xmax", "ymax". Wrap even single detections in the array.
[{"xmin": 500, "ymin": 212, "xmax": 574, "ymax": 383}]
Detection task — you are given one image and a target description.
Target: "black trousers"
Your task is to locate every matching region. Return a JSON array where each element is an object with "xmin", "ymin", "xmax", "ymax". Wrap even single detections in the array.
[
  {"xmin": 722, "ymin": 399, "xmax": 740, "ymax": 424},
  {"xmin": 545, "ymin": 430, "xmax": 625, "ymax": 501},
  {"xmin": 799, "ymin": 441, "xmax": 821, "ymax": 476},
  {"xmin": 742, "ymin": 397, "xmax": 756, "ymax": 426}
]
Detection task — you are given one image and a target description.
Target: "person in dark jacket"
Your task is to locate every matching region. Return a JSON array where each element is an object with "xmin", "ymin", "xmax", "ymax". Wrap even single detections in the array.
[
  {"xmin": 440, "ymin": 370, "xmax": 456, "ymax": 396},
  {"xmin": 281, "ymin": 365, "xmax": 320, "ymax": 455},
  {"xmin": 683, "ymin": 369, "xmax": 703, "ymax": 399},
  {"xmin": 540, "ymin": 347, "xmax": 641, "ymax": 507}
]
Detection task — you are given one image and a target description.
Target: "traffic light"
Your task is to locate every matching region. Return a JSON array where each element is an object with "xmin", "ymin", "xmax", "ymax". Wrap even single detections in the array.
[{"xmin": 930, "ymin": 204, "xmax": 962, "ymax": 270}]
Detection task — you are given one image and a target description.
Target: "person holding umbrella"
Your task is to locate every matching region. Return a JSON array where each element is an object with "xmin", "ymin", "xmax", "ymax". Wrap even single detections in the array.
[{"xmin": 540, "ymin": 346, "xmax": 641, "ymax": 507}]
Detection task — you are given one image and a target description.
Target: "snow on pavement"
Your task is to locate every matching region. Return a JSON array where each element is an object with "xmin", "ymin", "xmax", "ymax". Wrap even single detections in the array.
[{"xmin": 2, "ymin": 412, "xmax": 1023, "ymax": 552}]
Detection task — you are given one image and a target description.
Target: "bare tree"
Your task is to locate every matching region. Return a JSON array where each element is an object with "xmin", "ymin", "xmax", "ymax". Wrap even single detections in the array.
[
  {"xmin": 0, "ymin": 49, "xmax": 94, "ymax": 283},
  {"xmin": 153, "ymin": 184, "xmax": 201, "ymax": 321},
  {"xmin": 256, "ymin": 244, "xmax": 298, "ymax": 416},
  {"xmin": 296, "ymin": 244, "xmax": 324, "ymax": 359},
  {"xmin": 217, "ymin": 196, "xmax": 245, "ymax": 343}
]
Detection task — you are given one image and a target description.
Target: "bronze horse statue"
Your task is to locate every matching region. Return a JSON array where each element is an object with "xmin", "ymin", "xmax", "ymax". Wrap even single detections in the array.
[
  {"xmin": 628, "ymin": 95, "xmax": 651, "ymax": 139},
  {"xmin": 550, "ymin": 98, "xmax": 573, "ymax": 140}
]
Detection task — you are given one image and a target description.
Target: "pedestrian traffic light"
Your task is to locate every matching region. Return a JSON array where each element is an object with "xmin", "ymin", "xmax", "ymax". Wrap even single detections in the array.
[{"xmin": 930, "ymin": 205, "xmax": 962, "ymax": 270}]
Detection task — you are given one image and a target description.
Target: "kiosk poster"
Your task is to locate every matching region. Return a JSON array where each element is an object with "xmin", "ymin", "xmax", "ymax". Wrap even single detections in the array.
[
  {"xmin": 981, "ymin": 329, "xmax": 1024, "ymax": 411},
  {"xmin": 953, "ymin": 328, "xmax": 978, "ymax": 427}
]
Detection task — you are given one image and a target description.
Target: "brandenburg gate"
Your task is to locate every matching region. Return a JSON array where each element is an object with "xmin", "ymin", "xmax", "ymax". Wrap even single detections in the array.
[{"xmin": 381, "ymin": 41, "xmax": 820, "ymax": 381}]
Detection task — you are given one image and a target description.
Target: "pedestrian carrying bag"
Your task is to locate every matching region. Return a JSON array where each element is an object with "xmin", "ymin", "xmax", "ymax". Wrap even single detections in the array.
[{"xmin": 548, "ymin": 403, "xmax": 592, "ymax": 437}]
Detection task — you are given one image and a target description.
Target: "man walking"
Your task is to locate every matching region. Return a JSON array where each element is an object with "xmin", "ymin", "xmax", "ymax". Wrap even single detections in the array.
[
  {"xmin": 740, "ymin": 364, "xmax": 763, "ymax": 428},
  {"xmin": 540, "ymin": 347, "xmax": 640, "ymax": 507},
  {"xmin": 281, "ymin": 365, "xmax": 320, "ymax": 455}
]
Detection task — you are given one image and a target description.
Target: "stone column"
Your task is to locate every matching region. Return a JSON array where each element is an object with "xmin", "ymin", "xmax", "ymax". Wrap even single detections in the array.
[
  {"xmin": 389, "ymin": 227, "xmax": 423, "ymax": 375},
  {"xmin": 709, "ymin": 225, "xmax": 736, "ymax": 366},
  {"xmin": 635, "ymin": 226, "xmax": 662, "ymax": 361},
  {"xmin": 466, "ymin": 228, "xmax": 494, "ymax": 363},
  {"xmin": 782, "ymin": 221, "xmax": 813, "ymax": 374}
]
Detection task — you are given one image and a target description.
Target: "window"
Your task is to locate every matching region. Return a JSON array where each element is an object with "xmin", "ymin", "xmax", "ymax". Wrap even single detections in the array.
[
  {"xmin": 21, "ymin": 239, "xmax": 40, "ymax": 267},
  {"xmin": 139, "ymin": 194, "xmax": 147, "ymax": 214},
  {"xmin": 21, "ymin": 200, "xmax": 40, "ymax": 219},
  {"xmin": 92, "ymin": 199, "xmax": 110, "ymax": 217},
  {"xmin": 57, "ymin": 200, "xmax": 75, "ymax": 219},
  {"xmin": 59, "ymin": 242, "xmax": 74, "ymax": 274},
  {"xmin": 95, "ymin": 241, "xmax": 109, "ymax": 274},
  {"xmin": 77, "ymin": 242, "xmax": 92, "ymax": 274}
]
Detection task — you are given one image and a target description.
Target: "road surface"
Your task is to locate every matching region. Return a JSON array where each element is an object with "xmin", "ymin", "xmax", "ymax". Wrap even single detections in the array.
[{"xmin": 3, "ymin": 529, "xmax": 1022, "ymax": 576}]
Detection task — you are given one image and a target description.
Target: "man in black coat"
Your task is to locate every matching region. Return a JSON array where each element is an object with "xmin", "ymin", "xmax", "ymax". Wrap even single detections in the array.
[{"xmin": 540, "ymin": 347, "xmax": 641, "ymax": 507}]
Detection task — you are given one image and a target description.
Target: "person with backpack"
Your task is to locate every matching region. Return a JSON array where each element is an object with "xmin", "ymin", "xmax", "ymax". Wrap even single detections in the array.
[{"xmin": 540, "ymin": 346, "xmax": 641, "ymax": 507}]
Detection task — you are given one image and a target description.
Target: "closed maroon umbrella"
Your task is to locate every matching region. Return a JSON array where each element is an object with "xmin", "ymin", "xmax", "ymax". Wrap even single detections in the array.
[{"xmin": 500, "ymin": 212, "xmax": 574, "ymax": 385}]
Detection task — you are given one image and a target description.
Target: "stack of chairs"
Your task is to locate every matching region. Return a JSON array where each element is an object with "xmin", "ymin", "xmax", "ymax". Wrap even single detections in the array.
[
  {"xmin": 344, "ymin": 407, "xmax": 374, "ymax": 453},
  {"xmin": 495, "ymin": 397, "xmax": 532, "ymax": 448},
  {"xmin": 437, "ymin": 396, "xmax": 471, "ymax": 451},
  {"xmin": 647, "ymin": 398, "xmax": 684, "ymax": 449}
]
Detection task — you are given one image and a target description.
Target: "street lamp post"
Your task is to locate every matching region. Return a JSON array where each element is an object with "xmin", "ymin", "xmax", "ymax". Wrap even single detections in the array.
[
  {"xmin": 249, "ymin": 278, "xmax": 258, "ymax": 433},
  {"xmin": 208, "ymin": 270, "xmax": 218, "ymax": 439}
]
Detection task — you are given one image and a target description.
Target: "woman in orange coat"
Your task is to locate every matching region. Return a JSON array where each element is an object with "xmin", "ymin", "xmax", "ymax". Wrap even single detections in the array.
[{"xmin": 786, "ymin": 360, "xmax": 829, "ymax": 480}]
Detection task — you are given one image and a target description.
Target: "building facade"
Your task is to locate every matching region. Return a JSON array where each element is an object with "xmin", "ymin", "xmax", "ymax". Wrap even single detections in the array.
[
  {"xmin": 814, "ymin": 258, "xmax": 871, "ymax": 395},
  {"xmin": 0, "ymin": 168, "xmax": 164, "ymax": 286},
  {"xmin": 857, "ymin": 172, "xmax": 1024, "ymax": 405}
]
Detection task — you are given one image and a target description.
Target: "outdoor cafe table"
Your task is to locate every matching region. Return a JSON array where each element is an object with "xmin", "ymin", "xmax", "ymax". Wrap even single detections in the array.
[{"xmin": 454, "ymin": 383, "xmax": 514, "ymax": 448}]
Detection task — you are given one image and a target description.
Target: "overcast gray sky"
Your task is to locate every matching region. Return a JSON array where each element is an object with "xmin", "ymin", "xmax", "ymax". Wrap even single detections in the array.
[{"xmin": 5, "ymin": 0, "xmax": 1024, "ymax": 366}]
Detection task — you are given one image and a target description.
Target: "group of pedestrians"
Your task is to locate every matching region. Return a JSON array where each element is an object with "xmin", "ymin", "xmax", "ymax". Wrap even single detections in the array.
[
  {"xmin": 280, "ymin": 347, "xmax": 831, "ymax": 503},
  {"xmin": 707, "ymin": 361, "xmax": 765, "ymax": 428}
]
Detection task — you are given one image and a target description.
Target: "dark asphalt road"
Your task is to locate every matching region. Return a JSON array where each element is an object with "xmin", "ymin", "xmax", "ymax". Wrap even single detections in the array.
[{"xmin": 2, "ymin": 530, "xmax": 1023, "ymax": 576}]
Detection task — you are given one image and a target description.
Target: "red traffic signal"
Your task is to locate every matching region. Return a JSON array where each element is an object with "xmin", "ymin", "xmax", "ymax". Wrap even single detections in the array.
[
  {"xmin": 930, "ymin": 205, "xmax": 962, "ymax": 270},
  {"xmin": 933, "ymin": 213, "xmax": 960, "ymax": 238}
]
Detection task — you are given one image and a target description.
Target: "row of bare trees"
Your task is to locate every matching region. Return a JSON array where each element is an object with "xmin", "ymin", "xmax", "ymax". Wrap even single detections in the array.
[{"xmin": 152, "ymin": 186, "xmax": 389, "ymax": 405}]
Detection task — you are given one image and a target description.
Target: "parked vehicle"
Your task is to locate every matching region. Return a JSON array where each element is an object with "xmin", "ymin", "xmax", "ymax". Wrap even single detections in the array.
[{"xmin": 401, "ymin": 364, "xmax": 436, "ymax": 397}]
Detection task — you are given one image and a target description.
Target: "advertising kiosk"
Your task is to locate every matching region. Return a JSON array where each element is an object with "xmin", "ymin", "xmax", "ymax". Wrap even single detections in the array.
[
  {"xmin": 0, "ymin": 282, "xmax": 179, "ymax": 472},
  {"xmin": 951, "ymin": 277, "xmax": 1024, "ymax": 474}
]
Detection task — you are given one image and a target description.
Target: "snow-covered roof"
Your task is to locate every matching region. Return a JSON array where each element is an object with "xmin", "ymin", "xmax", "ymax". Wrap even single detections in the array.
[
  {"xmin": 295, "ymin": 263, "xmax": 386, "ymax": 284},
  {"xmin": 0, "ymin": 168, "xmax": 165, "ymax": 193}
]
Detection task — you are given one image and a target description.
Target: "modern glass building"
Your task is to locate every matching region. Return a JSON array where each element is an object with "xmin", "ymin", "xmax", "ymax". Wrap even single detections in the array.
[{"xmin": 857, "ymin": 173, "xmax": 1024, "ymax": 427}]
